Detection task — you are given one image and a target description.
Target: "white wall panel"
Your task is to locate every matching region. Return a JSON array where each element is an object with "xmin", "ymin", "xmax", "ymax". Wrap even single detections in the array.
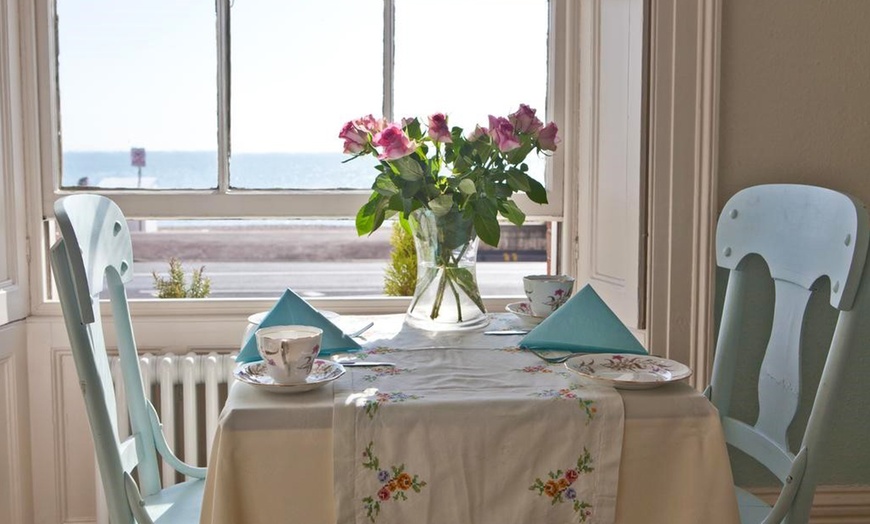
[{"xmin": 0, "ymin": 322, "xmax": 32, "ymax": 524}]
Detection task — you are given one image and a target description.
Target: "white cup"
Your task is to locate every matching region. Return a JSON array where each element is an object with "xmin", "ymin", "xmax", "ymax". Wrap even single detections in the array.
[
  {"xmin": 523, "ymin": 275, "xmax": 575, "ymax": 318},
  {"xmin": 254, "ymin": 325, "xmax": 323, "ymax": 384}
]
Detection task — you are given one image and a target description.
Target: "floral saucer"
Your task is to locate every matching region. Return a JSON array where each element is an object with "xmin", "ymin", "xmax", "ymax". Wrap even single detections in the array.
[
  {"xmin": 564, "ymin": 353, "xmax": 692, "ymax": 390},
  {"xmin": 505, "ymin": 301, "xmax": 545, "ymax": 326},
  {"xmin": 234, "ymin": 359, "xmax": 345, "ymax": 394}
]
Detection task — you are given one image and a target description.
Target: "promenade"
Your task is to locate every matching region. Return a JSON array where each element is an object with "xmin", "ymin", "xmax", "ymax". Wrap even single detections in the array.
[{"xmin": 130, "ymin": 224, "xmax": 547, "ymax": 299}]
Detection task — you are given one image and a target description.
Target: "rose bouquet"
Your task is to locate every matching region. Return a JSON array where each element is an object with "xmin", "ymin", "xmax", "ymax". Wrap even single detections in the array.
[{"xmin": 339, "ymin": 105, "xmax": 559, "ymax": 327}]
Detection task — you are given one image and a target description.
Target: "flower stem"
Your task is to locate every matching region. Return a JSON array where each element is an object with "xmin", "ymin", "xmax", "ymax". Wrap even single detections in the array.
[
  {"xmin": 445, "ymin": 271, "xmax": 463, "ymax": 322},
  {"xmin": 429, "ymin": 268, "xmax": 449, "ymax": 320}
]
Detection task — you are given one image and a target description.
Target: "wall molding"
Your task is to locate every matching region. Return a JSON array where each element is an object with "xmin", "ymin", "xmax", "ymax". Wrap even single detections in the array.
[
  {"xmin": 645, "ymin": 0, "xmax": 721, "ymax": 389},
  {"xmin": 751, "ymin": 485, "xmax": 870, "ymax": 523}
]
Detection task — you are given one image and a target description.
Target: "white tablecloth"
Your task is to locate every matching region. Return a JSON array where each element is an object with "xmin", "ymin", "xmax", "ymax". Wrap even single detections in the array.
[{"xmin": 200, "ymin": 314, "xmax": 739, "ymax": 524}]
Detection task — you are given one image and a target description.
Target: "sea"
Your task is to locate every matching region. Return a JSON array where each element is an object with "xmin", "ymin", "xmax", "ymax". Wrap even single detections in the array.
[
  {"xmin": 62, "ymin": 151, "xmax": 381, "ymax": 191},
  {"xmin": 62, "ymin": 151, "xmax": 546, "ymax": 229}
]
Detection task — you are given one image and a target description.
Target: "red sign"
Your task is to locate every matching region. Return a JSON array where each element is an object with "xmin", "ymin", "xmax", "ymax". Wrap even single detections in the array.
[{"xmin": 130, "ymin": 147, "xmax": 146, "ymax": 167}]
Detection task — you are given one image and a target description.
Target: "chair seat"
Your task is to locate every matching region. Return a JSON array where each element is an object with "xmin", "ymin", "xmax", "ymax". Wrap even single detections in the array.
[
  {"xmin": 735, "ymin": 486, "xmax": 772, "ymax": 524},
  {"xmin": 144, "ymin": 479, "xmax": 205, "ymax": 523}
]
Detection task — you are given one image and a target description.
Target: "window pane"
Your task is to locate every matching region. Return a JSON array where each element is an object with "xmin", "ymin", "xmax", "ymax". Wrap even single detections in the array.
[
  {"xmin": 394, "ymin": 0, "xmax": 549, "ymax": 183},
  {"xmin": 230, "ymin": 0, "xmax": 383, "ymax": 189},
  {"xmin": 57, "ymin": 1, "xmax": 218, "ymax": 189},
  {"xmin": 112, "ymin": 219, "xmax": 547, "ymax": 299}
]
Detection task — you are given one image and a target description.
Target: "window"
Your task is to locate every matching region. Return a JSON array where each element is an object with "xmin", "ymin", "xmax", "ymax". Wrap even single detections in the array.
[{"xmin": 42, "ymin": 0, "xmax": 566, "ymax": 301}]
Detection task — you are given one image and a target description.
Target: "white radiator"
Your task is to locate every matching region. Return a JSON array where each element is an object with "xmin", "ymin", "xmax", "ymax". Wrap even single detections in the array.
[{"xmin": 97, "ymin": 351, "xmax": 237, "ymax": 523}]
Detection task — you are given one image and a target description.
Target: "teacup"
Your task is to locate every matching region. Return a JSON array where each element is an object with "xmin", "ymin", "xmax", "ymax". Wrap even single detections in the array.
[
  {"xmin": 523, "ymin": 275, "xmax": 575, "ymax": 318},
  {"xmin": 255, "ymin": 325, "xmax": 323, "ymax": 384}
]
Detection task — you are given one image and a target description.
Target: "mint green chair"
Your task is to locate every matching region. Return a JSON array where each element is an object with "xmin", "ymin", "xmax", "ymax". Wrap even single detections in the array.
[
  {"xmin": 707, "ymin": 184, "xmax": 870, "ymax": 523},
  {"xmin": 51, "ymin": 194, "xmax": 206, "ymax": 523}
]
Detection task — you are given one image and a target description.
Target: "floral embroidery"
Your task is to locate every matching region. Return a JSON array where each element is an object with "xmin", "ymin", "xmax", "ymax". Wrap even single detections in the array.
[
  {"xmin": 362, "ymin": 367, "xmax": 412, "ymax": 383},
  {"xmin": 529, "ymin": 448, "xmax": 595, "ymax": 522},
  {"xmin": 516, "ymin": 364, "xmax": 554, "ymax": 374},
  {"xmin": 531, "ymin": 386, "xmax": 597, "ymax": 423},
  {"xmin": 362, "ymin": 441, "xmax": 427, "ymax": 522},
  {"xmin": 363, "ymin": 391, "xmax": 423, "ymax": 419},
  {"xmin": 366, "ymin": 346, "xmax": 398, "ymax": 355}
]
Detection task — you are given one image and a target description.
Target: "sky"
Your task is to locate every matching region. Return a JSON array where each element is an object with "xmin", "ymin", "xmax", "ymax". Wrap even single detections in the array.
[{"xmin": 57, "ymin": 0, "xmax": 548, "ymax": 153}]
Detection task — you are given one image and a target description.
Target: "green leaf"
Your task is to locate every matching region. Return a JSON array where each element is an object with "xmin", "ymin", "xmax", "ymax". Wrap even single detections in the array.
[
  {"xmin": 429, "ymin": 194, "xmax": 454, "ymax": 217},
  {"xmin": 458, "ymin": 178, "xmax": 476, "ymax": 195},
  {"xmin": 405, "ymin": 118, "xmax": 423, "ymax": 140},
  {"xmin": 452, "ymin": 157, "xmax": 467, "ymax": 173},
  {"xmin": 499, "ymin": 199, "xmax": 526, "ymax": 226},
  {"xmin": 472, "ymin": 198, "xmax": 500, "ymax": 247},
  {"xmin": 507, "ymin": 141, "xmax": 534, "ymax": 165},
  {"xmin": 392, "ymin": 156, "xmax": 425, "ymax": 181},
  {"xmin": 374, "ymin": 173, "xmax": 399, "ymax": 196},
  {"xmin": 506, "ymin": 169, "xmax": 531, "ymax": 192},
  {"xmin": 355, "ymin": 195, "xmax": 384, "ymax": 235},
  {"xmin": 526, "ymin": 176, "xmax": 548, "ymax": 204}
]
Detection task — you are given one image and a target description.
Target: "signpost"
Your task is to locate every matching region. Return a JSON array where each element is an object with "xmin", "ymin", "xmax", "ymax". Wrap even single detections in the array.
[{"xmin": 130, "ymin": 147, "xmax": 146, "ymax": 188}]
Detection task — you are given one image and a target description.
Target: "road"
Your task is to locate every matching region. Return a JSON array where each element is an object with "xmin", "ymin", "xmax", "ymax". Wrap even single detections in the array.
[{"xmin": 133, "ymin": 260, "xmax": 546, "ymax": 299}]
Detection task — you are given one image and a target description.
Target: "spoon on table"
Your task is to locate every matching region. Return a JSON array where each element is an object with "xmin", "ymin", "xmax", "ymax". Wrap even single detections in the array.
[
  {"xmin": 331, "ymin": 356, "xmax": 395, "ymax": 367},
  {"xmin": 345, "ymin": 321, "xmax": 374, "ymax": 338},
  {"xmin": 484, "ymin": 329, "xmax": 530, "ymax": 336},
  {"xmin": 528, "ymin": 349, "xmax": 577, "ymax": 364}
]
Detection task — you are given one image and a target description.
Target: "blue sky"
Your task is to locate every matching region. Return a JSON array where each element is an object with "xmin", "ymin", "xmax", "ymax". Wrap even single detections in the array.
[{"xmin": 58, "ymin": 0, "xmax": 547, "ymax": 153}]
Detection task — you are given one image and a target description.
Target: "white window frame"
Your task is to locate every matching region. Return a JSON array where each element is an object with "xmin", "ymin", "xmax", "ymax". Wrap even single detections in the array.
[
  {"xmin": 23, "ymin": 0, "xmax": 723, "ymax": 388},
  {"xmin": 36, "ymin": 0, "xmax": 566, "ymax": 222},
  {"xmin": 28, "ymin": 0, "xmax": 570, "ymax": 315}
]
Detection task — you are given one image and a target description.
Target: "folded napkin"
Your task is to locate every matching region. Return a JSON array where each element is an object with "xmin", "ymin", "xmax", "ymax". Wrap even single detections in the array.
[
  {"xmin": 236, "ymin": 289, "xmax": 362, "ymax": 363},
  {"xmin": 519, "ymin": 283, "xmax": 647, "ymax": 355}
]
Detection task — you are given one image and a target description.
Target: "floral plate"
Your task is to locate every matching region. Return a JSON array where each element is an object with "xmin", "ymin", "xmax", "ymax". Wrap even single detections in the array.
[
  {"xmin": 564, "ymin": 353, "xmax": 692, "ymax": 390},
  {"xmin": 234, "ymin": 359, "xmax": 345, "ymax": 394},
  {"xmin": 505, "ymin": 301, "xmax": 545, "ymax": 326}
]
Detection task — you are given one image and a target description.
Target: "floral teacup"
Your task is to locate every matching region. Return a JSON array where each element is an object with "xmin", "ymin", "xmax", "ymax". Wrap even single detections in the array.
[
  {"xmin": 254, "ymin": 325, "xmax": 322, "ymax": 384},
  {"xmin": 523, "ymin": 275, "xmax": 575, "ymax": 318}
]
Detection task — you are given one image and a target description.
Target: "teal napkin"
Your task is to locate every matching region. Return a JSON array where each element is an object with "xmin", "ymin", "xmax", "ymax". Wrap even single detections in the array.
[
  {"xmin": 236, "ymin": 289, "xmax": 362, "ymax": 363},
  {"xmin": 519, "ymin": 284, "xmax": 647, "ymax": 355}
]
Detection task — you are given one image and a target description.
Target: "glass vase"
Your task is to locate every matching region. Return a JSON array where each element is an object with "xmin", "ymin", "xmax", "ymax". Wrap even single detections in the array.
[{"xmin": 405, "ymin": 208, "xmax": 489, "ymax": 331}]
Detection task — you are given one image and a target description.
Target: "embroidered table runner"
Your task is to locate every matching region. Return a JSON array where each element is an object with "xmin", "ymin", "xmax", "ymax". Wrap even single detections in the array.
[{"xmin": 332, "ymin": 346, "xmax": 625, "ymax": 524}]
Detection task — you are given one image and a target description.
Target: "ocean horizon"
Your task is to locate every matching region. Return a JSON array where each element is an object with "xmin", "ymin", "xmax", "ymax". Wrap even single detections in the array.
[
  {"xmin": 63, "ymin": 150, "xmax": 547, "ymax": 229},
  {"xmin": 62, "ymin": 151, "xmax": 380, "ymax": 190},
  {"xmin": 62, "ymin": 150, "xmax": 547, "ymax": 190}
]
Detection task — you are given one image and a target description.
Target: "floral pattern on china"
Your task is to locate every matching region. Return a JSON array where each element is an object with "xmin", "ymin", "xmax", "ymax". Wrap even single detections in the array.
[
  {"xmin": 233, "ymin": 359, "xmax": 345, "ymax": 394},
  {"xmin": 564, "ymin": 354, "xmax": 692, "ymax": 390},
  {"xmin": 544, "ymin": 288, "xmax": 571, "ymax": 311},
  {"xmin": 339, "ymin": 106, "xmax": 560, "ymax": 327}
]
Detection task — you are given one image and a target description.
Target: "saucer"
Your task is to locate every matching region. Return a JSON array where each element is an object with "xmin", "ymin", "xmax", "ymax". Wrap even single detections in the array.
[
  {"xmin": 564, "ymin": 353, "xmax": 692, "ymax": 390},
  {"xmin": 234, "ymin": 359, "xmax": 345, "ymax": 393},
  {"xmin": 505, "ymin": 301, "xmax": 545, "ymax": 326}
]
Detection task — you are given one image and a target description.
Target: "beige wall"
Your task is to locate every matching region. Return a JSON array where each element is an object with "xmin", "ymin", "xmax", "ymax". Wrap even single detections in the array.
[
  {"xmin": 719, "ymin": 0, "xmax": 870, "ymax": 207},
  {"xmin": 717, "ymin": 0, "xmax": 870, "ymax": 486}
]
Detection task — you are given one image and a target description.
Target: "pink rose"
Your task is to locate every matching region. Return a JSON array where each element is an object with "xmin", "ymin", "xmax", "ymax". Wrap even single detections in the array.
[
  {"xmin": 373, "ymin": 124, "xmax": 417, "ymax": 160},
  {"xmin": 509, "ymin": 104, "xmax": 543, "ymax": 134},
  {"xmin": 538, "ymin": 122, "xmax": 560, "ymax": 151},
  {"xmin": 356, "ymin": 114, "xmax": 387, "ymax": 134},
  {"xmin": 487, "ymin": 115, "xmax": 521, "ymax": 152},
  {"xmin": 339, "ymin": 120, "xmax": 369, "ymax": 155},
  {"xmin": 565, "ymin": 469, "xmax": 579, "ymax": 482},
  {"xmin": 467, "ymin": 125, "xmax": 488, "ymax": 142},
  {"xmin": 427, "ymin": 113, "xmax": 452, "ymax": 143},
  {"xmin": 377, "ymin": 486, "xmax": 391, "ymax": 501}
]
